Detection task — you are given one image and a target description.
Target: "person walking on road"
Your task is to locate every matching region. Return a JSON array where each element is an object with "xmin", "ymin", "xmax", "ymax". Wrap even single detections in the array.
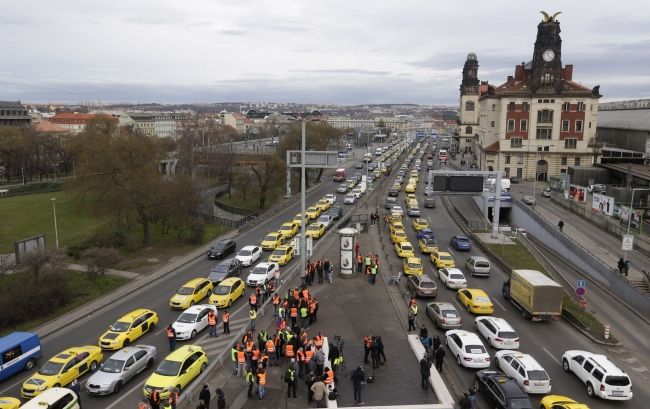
[
  {"xmin": 207, "ymin": 310, "xmax": 217, "ymax": 338},
  {"xmin": 245, "ymin": 368, "xmax": 255, "ymax": 398},
  {"xmin": 285, "ymin": 366, "xmax": 298, "ymax": 398},
  {"xmin": 311, "ymin": 375, "xmax": 328, "ymax": 407},
  {"xmin": 199, "ymin": 385, "xmax": 211, "ymax": 409},
  {"xmin": 419, "ymin": 356, "xmax": 431, "ymax": 390},
  {"xmin": 222, "ymin": 310, "xmax": 230, "ymax": 334},
  {"xmin": 434, "ymin": 344, "xmax": 446, "ymax": 373},
  {"xmin": 166, "ymin": 325, "xmax": 177, "ymax": 352},
  {"xmin": 356, "ymin": 253, "xmax": 363, "ymax": 273},
  {"xmin": 617, "ymin": 257, "xmax": 626, "ymax": 275},
  {"xmin": 408, "ymin": 307, "xmax": 416, "ymax": 331},
  {"xmin": 363, "ymin": 335, "xmax": 372, "ymax": 364},
  {"xmin": 377, "ymin": 336, "xmax": 387, "ymax": 365},
  {"xmin": 256, "ymin": 367, "xmax": 267, "ymax": 400},
  {"xmin": 215, "ymin": 388, "xmax": 225, "ymax": 409},
  {"xmin": 467, "ymin": 388, "xmax": 477, "ymax": 409},
  {"xmin": 557, "ymin": 220, "xmax": 564, "ymax": 232},
  {"xmin": 249, "ymin": 308, "xmax": 257, "ymax": 331},
  {"xmin": 370, "ymin": 337, "xmax": 381, "ymax": 369},
  {"xmin": 148, "ymin": 389, "xmax": 161, "ymax": 409},
  {"xmin": 351, "ymin": 365, "xmax": 366, "ymax": 405},
  {"xmin": 624, "ymin": 259, "xmax": 630, "ymax": 276}
]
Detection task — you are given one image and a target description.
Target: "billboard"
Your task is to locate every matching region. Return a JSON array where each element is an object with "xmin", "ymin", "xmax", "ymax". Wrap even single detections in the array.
[
  {"xmin": 592, "ymin": 194, "xmax": 615, "ymax": 216},
  {"xmin": 568, "ymin": 184, "xmax": 587, "ymax": 204},
  {"xmin": 433, "ymin": 175, "xmax": 483, "ymax": 193},
  {"xmin": 620, "ymin": 206, "xmax": 642, "ymax": 231}
]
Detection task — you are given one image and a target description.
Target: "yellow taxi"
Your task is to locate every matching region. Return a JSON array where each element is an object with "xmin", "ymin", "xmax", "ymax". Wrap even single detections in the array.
[
  {"xmin": 143, "ymin": 345, "xmax": 207, "ymax": 400},
  {"xmin": 430, "ymin": 251, "xmax": 456, "ymax": 269},
  {"xmin": 99, "ymin": 308, "xmax": 159, "ymax": 350},
  {"xmin": 267, "ymin": 244, "xmax": 295, "ymax": 266},
  {"xmin": 403, "ymin": 257, "xmax": 424, "ymax": 275},
  {"xmin": 405, "ymin": 184, "xmax": 416, "ymax": 193},
  {"xmin": 540, "ymin": 395, "xmax": 589, "ymax": 409},
  {"xmin": 169, "ymin": 278, "xmax": 214, "ymax": 310},
  {"xmin": 306, "ymin": 223, "xmax": 326, "ymax": 239},
  {"xmin": 0, "ymin": 397, "xmax": 20, "ymax": 409},
  {"xmin": 391, "ymin": 183, "xmax": 401, "ymax": 192},
  {"xmin": 457, "ymin": 288, "xmax": 494, "ymax": 315},
  {"xmin": 305, "ymin": 206, "xmax": 321, "ymax": 220},
  {"xmin": 21, "ymin": 346, "xmax": 103, "ymax": 398},
  {"xmin": 209, "ymin": 277, "xmax": 245, "ymax": 308},
  {"xmin": 278, "ymin": 221, "xmax": 299, "ymax": 240},
  {"xmin": 373, "ymin": 169, "xmax": 381, "ymax": 178},
  {"xmin": 418, "ymin": 237, "xmax": 438, "ymax": 254},
  {"xmin": 412, "ymin": 218, "xmax": 429, "ymax": 231},
  {"xmin": 394, "ymin": 241, "xmax": 415, "ymax": 258},
  {"xmin": 404, "ymin": 193, "xmax": 417, "ymax": 203},
  {"xmin": 390, "ymin": 229, "xmax": 408, "ymax": 244},
  {"xmin": 261, "ymin": 231, "xmax": 284, "ymax": 250},
  {"xmin": 292, "ymin": 213, "xmax": 307, "ymax": 227},
  {"xmin": 410, "ymin": 171, "xmax": 419, "ymax": 182},
  {"xmin": 389, "ymin": 219, "xmax": 404, "ymax": 234},
  {"xmin": 315, "ymin": 199, "xmax": 331, "ymax": 212}
]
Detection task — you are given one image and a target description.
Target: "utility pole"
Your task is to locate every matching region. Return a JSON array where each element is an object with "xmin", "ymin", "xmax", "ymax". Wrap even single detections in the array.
[
  {"xmin": 51, "ymin": 198, "xmax": 59, "ymax": 249},
  {"xmin": 300, "ymin": 120, "xmax": 307, "ymax": 279}
]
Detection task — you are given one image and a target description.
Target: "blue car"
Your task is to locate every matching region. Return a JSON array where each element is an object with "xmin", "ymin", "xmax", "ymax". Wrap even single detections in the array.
[
  {"xmin": 450, "ymin": 235, "xmax": 471, "ymax": 251},
  {"xmin": 416, "ymin": 228, "xmax": 435, "ymax": 240}
]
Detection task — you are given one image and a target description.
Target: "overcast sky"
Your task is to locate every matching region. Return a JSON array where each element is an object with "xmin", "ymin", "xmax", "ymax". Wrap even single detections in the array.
[{"xmin": 2, "ymin": 0, "xmax": 649, "ymax": 105}]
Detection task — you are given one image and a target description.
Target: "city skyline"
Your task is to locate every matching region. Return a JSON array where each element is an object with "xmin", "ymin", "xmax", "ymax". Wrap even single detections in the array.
[{"xmin": 2, "ymin": 0, "xmax": 649, "ymax": 105}]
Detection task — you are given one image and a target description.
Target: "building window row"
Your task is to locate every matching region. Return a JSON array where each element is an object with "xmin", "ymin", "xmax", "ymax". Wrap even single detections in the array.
[
  {"xmin": 506, "ymin": 101, "xmax": 530, "ymax": 112},
  {"xmin": 561, "ymin": 120, "xmax": 584, "ymax": 133},
  {"xmin": 561, "ymin": 101, "xmax": 586, "ymax": 112}
]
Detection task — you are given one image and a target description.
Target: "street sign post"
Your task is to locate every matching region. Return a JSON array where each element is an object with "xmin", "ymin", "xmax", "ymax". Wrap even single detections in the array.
[
  {"xmin": 576, "ymin": 279, "xmax": 586, "ymax": 288},
  {"xmin": 575, "ymin": 287, "xmax": 586, "ymax": 297},
  {"xmin": 622, "ymin": 235, "xmax": 634, "ymax": 251},
  {"xmin": 294, "ymin": 237, "xmax": 300, "ymax": 256},
  {"xmin": 306, "ymin": 237, "xmax": 313, "ymax": 256}
]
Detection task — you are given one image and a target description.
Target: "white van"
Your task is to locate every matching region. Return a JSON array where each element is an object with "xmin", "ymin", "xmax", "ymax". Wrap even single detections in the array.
[
  {"xmin": 375, "ymin": 148, "xmax": 382, "ymax": 156},
  {"xmin": 562, "ymin": 350, "xmax": 633, "ymax": 400},
  {"xmin": 20, "ymin": 387, "xmax": 80, "ymax": 409}
]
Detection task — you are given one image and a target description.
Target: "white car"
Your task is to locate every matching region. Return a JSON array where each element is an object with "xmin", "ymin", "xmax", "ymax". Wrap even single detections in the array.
[
  {"xmin": 317, "ymin": 214, "xmax": 333, "ymax": 229},
  {"xmin": 445, "ymin": 330, "xmax": 490, "ymax": 369},
  {"xmin": 246, "ymin": 262, "xmax": 280, "ymax": 287},
  {"xmin": 391, "ymin": 206, "xmax": 403, "ymax": 216},
  {"xmin": 474, "ymin": 317, "xmax": 520, "ymax": 349},
  {"xmin": 438, "ymin": 268, "xmax": 467, "ymax": 289},
  {"xmin": 344, "ymin": 194, "xmax": 357, "ymax": 205},
  {"xmin": 562, "ymin": 350, "xmax": 633, "ymax": 400},
  {"xmin": 172, "ymin": 304, "xmax": 217, "ymax": 340},
  {"xmin": 323, "ymin": 194, "xmax": 337, "ymax": 205},
  {"xmin": 235, "ymin": 245, "xmax": 262, "ymax": 266},
  {"xmin": 495, "ymin": 351, "xmax": 551, "ymax": 394},
  {"xmin": 351, "ymin": 188, "xmax": 363, "ymax": 198}
]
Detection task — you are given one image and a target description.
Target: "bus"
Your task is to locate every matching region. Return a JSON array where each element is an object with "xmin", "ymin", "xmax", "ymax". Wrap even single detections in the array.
[{"xmin": 0, "ymin": 332, "xmax": 42, "ymax": 381}]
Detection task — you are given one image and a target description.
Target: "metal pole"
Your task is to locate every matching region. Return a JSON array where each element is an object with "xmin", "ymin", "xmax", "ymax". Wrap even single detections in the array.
[
  {"xmin": 492, "ymin": 172, "xmax": 502, "ymax": 239},
  {"xmin": 51, "ymin": 198, "xmax": 59, "ymax": 249},
  {"xmin": 300, "ymin": 120, "xmax": 307, "ymax": 279},
  {"xmin": 624, "ymin": 189, "xmax": 636, "ymax": 263},
  {"xmin": 285, "ymin": 150, "xmax": 292, "ymax": 198}
]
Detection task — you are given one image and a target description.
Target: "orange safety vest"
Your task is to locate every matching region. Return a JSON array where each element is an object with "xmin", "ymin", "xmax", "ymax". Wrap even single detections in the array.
[
  {"xmin": 261, "ymin": 354, "xmax": 269, "ymax": 364},
  {"xmin": 324, "ymin": 369, "xmax": 334, "ymax": 384},
  {"xmin": 315, "ymin": 335, "xmax": 324, "ymax": 347},
  {"xmin": 290, "ymin": 307, "xmax": 298, "ymax": 317},
  {"xmin": 293, "ymin": 289, "xmax": 300, "ymax": 299},
  {"xmin": 266, "ymin": 340, "xmax": 275, "ymax": 353},
  {"xmin": 257, "ymin": 371, "xmax": 266, "ymax": 385},
  {"xmin": 237, "ymin": 350, "xmax": 246, "ymax": 363},
  {"xmin": 364, "ymin": 336, "xmax": 372, "ymax": 348},
  {"xmin": 223, "ymin": 312, "xmax": 230, "ymax": 322},
  {"xmin": 357, "ymin": 254, "xmax": 363, "ymax": 263},
  {"xmin": 308, "ymin": 301, "xmax": 316, "ymax": 313},
  {"xmin": 305, "ymin": 349, "xmax": 314, "ymax": 361},
  {"xmin": 272, "ymin": 294, "xmax": 280, "ymax": 305},
  {"xmin": 166, "ymin": 328, "xmax": 174, "ymax": 338},
  {"xmin": 150, "ymin": 390, "xmax": 160, "ymax": 403},
  {"xmin": 245, "ymin": 341, "xmax": 254, "ymax": 352},
  {"xmin": 252, "ymin": 349, "xmax": 260, "ymax": 361},
  {"xmin": 208, "ymin": 313, "xmax": 217, "ymax": 326},
  {"xmin": 285, "ymin": 344, "xmax": 295, "ymax": 357},
  {"xmin": 249, "ymin": 294, "xmax": 257, "ymax": 304},
  {"xmin": 297, "ymin": 350, "xmax": 305, "ymax": 362},
  {"xmin": 139, "ymin": 402, "xmax": 150, "ymax": 409}
]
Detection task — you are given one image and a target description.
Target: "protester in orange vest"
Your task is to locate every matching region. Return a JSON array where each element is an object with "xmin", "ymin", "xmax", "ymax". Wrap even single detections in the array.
[
  {"xmin": 148, "ymin": 389, "xmax": 160, "ymax": 409},
  {"xmin": 207, "ymin": 310, "xmax": 218, "ymax": 338},
  {"xmin": 222, "ymin": 310, "xmax": 230, "ymax": 334},
  {"xmin": 139, "ymin": 398, "xmax": 152, "ymax": 409},
  {"xmin": 290, "ymin": 306, "xmax": 298, "ymax": 327},
  {"xmin": 249, "ymin": 293, "xmax": 258, "ymax": 311},
  {"xmin": 363, "ymin": 335, "xmax": 373, "ymax": 364},
  {"xmin": 356, "ymin": 253, "xmax": 363, "ymax": 273},
  {"xmin": 236, "ymin": 347, "xmax": 246, "ymax": 377},
  {"xmin": 285, "ymin": 343, "xmax": 295, "ymax": 358},
  {"xmin": 166, "ymin": 325, "xmax": 176, "ymax": 352},
  {"xmin": 314, "ymin": 333, "xmax": 324, "ymax": 348},
  {"xmin": 324, "ymin": 367, "xmax": 334, "ymax": 384}
]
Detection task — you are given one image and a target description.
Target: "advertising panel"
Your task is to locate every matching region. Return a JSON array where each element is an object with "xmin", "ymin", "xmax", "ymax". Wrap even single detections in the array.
[
  {"xmin": 620, "ymin": 206, "xmax": 642, "ymax": 231},
  {"xmin": 568, "ymin": 184, "xmax": 587, "ymax": 204},
  {"xmin": 592, "ymin": 193, "xmax": 615, "ymax": 216}
]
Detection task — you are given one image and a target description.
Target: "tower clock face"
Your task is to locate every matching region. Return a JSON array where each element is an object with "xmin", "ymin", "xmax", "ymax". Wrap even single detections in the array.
[{"xmin": 542, "ymin": 49, "xmax": 555, "ymax": 62}]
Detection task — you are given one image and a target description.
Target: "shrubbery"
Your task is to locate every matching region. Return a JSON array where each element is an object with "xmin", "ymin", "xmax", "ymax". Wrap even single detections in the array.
[
  {"xmin": 6, "ymin": 181, "xmax": 63, "ymax": 196},
  {"xmin": 67, "ymin": 232, "xmax": 126, "ymax": 259}
]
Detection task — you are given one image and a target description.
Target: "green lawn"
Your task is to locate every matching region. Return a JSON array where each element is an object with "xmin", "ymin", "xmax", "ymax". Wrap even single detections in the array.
[
  {"xmin": 0, "ymin": 271, "xmax": 129, "ymax": 336},
  {"xmin": 0, "ymin": 190, "xmax": 109, "ymax": 253},
  {"xmin": 486, "ymin": 239, "xmax": 547, "ymax": 271},
  {"xmin": 218, "ymin": 186, "xmax": 284, "ymax": 213}
]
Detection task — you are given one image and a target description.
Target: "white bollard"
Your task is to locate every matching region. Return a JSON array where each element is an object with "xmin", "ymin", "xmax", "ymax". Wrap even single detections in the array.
[{"xmin": 604, "ymin": 325, "xmax": 610, "ymax": 340}]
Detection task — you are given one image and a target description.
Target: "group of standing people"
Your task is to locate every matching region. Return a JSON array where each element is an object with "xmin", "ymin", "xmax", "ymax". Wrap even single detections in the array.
[
  {"xmin": 617, "ymin": 257, "xmax": 631, "ymax": 276},
  {"xmin": 303, "ymin": 258, "xmax": 334, "ymax": 286},
  {"xmin": 369, "ymin": 209, "xmax": 380, "ymax": 225},
  {"xmin": 356, "ymin": 251, "xmax": 380, "ymax": 284}
]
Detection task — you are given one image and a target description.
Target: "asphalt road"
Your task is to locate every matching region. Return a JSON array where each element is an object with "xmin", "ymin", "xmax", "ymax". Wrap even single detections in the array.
[
  {"xmin": 0, "ymin": 143, "xmax": 403, "ymax": 407},
  {"xmin": 377, "ymin": 147, "xmax": 647, "ymax": 409}
]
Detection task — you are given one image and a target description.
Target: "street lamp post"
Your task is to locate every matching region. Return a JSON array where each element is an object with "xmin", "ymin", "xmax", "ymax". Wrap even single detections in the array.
[
  {"xmin": 624, "ymin": 188, "xmax": 639, "ymax": 264},
  {"xmin": 51, "ymin": 198, "xmax": 59, "ymax": 249}
]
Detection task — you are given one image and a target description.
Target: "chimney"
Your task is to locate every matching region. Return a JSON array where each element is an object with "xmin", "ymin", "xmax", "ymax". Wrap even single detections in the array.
[
  {"xmin": 507, "ymin": 75, "xmax": 513, "ymax": 81},
  {"xmin": 564, "ymin": 64, "xmax": 573, "ymax": 81}
]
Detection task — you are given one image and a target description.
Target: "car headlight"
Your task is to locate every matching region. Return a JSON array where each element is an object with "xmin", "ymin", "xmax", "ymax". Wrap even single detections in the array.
[
  {"xmin": 38, "ymin": 385, "xmax": 47, "ymax": 391},
  {"xmin": 102, "ymin": 384, "xmax": 112, "ymax": 389}
]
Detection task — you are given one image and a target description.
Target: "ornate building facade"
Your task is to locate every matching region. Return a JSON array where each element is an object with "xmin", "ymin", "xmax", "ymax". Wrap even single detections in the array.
[{"xmin": 457, "ymin": 53, "xmax": 480, "ymax": 151}]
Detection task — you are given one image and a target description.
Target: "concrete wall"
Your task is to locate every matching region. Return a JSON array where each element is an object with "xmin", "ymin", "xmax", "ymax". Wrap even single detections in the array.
[{"xmin": 510, "ymin": 200, "xmax": 650, "ymax": 316}]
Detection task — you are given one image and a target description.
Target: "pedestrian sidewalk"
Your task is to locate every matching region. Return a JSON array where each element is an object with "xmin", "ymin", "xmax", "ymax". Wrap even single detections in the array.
[
  {"xmin": 207, "ymin": 224, "xmax": 436, "ymax": 409},
  {"xmin": 66, "ymin": 263, "xmax": 140, "ymax": 279}
]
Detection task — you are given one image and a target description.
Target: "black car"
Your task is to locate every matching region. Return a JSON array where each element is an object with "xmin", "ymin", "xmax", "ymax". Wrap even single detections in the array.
[
  {"xmin": 424, "ymin": 197, "xmax": 436, "ymax": 208},
  {"xmin": 207, "ymin": 257, "xmax": 243, "ymax": 284},
  {"xmin": 327, "ymin": 206, "xmax": 343, "ymax": 220},
  {"xmin": 474, "ymin": 370, "xmax": 531, "ymax": 409},
  {"xmin": 388, "ymin": 188, "xmax": 399, "ymax": 197},
  {"xmin": 207, "ymin": 239, "xmax": 236, "ymax": 259}
]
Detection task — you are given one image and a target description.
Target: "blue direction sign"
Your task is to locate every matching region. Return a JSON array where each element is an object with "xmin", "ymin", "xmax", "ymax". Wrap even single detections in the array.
[{"xmin": 576, "ymin": 279, "xmax": 586, "ymax": 288}]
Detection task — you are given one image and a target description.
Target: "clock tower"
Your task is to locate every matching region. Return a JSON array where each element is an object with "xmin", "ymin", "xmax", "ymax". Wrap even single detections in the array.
[
  {"xmin": 531, "ymin": 12, "xmax": 563, "ymax": 94},
  {"xmin": 458, "ymin": 53, "xmax": 480, "ymax": 151}
]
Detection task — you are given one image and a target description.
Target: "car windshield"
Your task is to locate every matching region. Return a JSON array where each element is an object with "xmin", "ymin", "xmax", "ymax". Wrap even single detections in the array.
[
  {"xmin": 177, "ymin": 286, "xmax": 194, "ymax": 295},
  {"xmin": 101, "ymin": 358, "xmax": 125, "ymax": 373},
  {"xmin": 264, "ymin": 235, "xmax": 276, "ymax": 241},
  {"xmin": 498, "ymin": 331, "xmax": 517, "ymax": 339},
  {"xmin": 176, "ymin": 313, "xmax": 198, "ymax": 323},
  {"xmin": 110, "ymin": 320, "xmax": 131, "ymax": 332},
  {"xmin": 272, "ymin": 248, "xmax": 287, "ymax": 256},
  {"xmin": 441, "ymin": 255, "xmax": 453, "ymax": 261},
  {"xmin": 213, "ymin": 264, "xmax": 229, "ymax": 273},
  {"xmin": 238, "ymin": 249, "xmax": 252, "ymax": 256},
  {"xmin": 38, "ymin": 361, "xmax": 64, "ymax": 376},
  {"xmin": 605, "ymin": 375, "xmax": 631, "ymax": 386},
  {"xmin": 465, "ymin": 345, "xmax": 487, "ymax": 354},
  {"xmin": 508, "ymin": 398, "xmax": 531, "ymax": 409},
  {"xmin": 441, "ymin": 310, "xmax": 458, "ymax": 318},
  {"xmin": 211, "ymin": 244, "xmax": 226, "ymax": 252},
  {"xmin": 213, "ymin": 285, "xmax": 231, "ymax": 295},
  {"xmin": 318, "ymin": 217, "xmax": 329, "ymax": 222},
  {"xmin": 527, "ymin": 370, "xmax": 549, "ymax": 380},
  {"xmin": 407, "ymin": 262, "xmax": 420, "ymax": 268},
  {"xmin": 450, "ymin": 273, "xmax": 465, "ymax": 280},
  {"xmin": 155, "ymin": 359, "xmax": 182, "ymax": 376},
  {"xmin": 402, "ymin": 245, "xmax": 413, "ymax": 251},
  {"xmin": 279, "ymin": 226, "xmax": 291, "ymax": 231}
]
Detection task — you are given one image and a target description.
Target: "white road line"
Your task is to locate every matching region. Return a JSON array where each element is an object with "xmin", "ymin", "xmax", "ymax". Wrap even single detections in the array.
[
  {"xmin": 0, "ymin": 376, "xmax": 29, "ymax": 395},
  {"xmin": 542, "ymin": 347, "xmax": 561, "ymax": 366},
  {"xmin": 491, "ymin": 297, "xmax": 508, "ymax": 312},
  {"xmin": 446, "ymin": 247, "xmax": 456, "ymax": 257},
  {"xmin": 104, "ymin": 375, "xmax": 145, "ymax": 409}
]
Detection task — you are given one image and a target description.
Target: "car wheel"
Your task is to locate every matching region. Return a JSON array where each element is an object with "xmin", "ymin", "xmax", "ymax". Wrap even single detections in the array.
[
  {"xmin": 123, "ymin": 339, "xmax": 130, "ymax": 348},
  {"xmin": 494, "ymin": 358, "xmax": 500, "ymax": 369},
  {"xmin": 562, "ymin": 359, "xmax": 571, "ymax": 372},
  {"xmin": 24, "ymin": 358, "xmax": 37, "ymax": 371},
  {"xmin": 146, "ymin": 358, "xmax": 154, "ymax": 369},
  {"xmin": 200, "ymin": 363, "xmax": 207, "ymax": 373},
  {"xmin": 228, "ymin": 300, "xmax": 232, "ymax": 307},
  {"xmin": 456, "ymin": 354, "xmax": 461, "ymax": 366},
  {"xmin": 114, "ymin": 381, "xmax": 123, "ymax": 393},
  {"xmin": 473, "ymin": 379, "xmax": 480, "ymax": 392},
  {"xmin": 53, "ymin": 383, "xmax": 61, "ymax": 388},
  {"xmin": 191, "ymin": 330, "xmax": 197, "ymax": 340},
  {"xmin": 90, "ymin": 361, "xmax": 98, "ymax": 372},
  {"xmin": 190, "ymin": 301, "xmax": 194, "ymax": 307},
  {"xmin": 586, "ymin": 382, "xmax": 595, "ymax": 398}
]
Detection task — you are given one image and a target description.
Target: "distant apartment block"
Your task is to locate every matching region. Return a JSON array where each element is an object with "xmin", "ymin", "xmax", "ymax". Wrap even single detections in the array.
[
  {"xmin": 0, "ymin": 101, "xmax": 32, "ymax": 127},
  {"xmin": 49, "ymin": 112, "xmax": 118, "ymax": 132}
]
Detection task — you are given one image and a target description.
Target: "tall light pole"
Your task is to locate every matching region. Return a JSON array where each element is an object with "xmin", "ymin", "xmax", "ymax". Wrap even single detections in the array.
[
  {"xmin": 51, "ymin": 198, "xmax": 59, "ymax": 249},
  {"xmin": 299, "ymin": 120, "xmax": 307, "ymax": 279},
  {"xmin": 624, "ymin": 188, "xmax": 639, "ymax": 264}
]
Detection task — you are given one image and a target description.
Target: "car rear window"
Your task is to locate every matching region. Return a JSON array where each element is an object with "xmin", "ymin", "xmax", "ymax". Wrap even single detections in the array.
[
  {"xmin": 450, "ymin": 273, "xmax": 465, "ymax": 280},
  {"xmin": 605, "ymin": 375, "xmax": 631, "ymax": 386},
  {"xmin": 441, "ymin": 310, "xmax": 458, "ymax": 318},
  {"xmin": 527, "ymin": 370, "xmax": 549, "ymax": 380},
  {"xmin": 475, "ymin": 261, "xmax": 490, "ymax": 268},
  {"xmin": 465, "ymin": 345, "xmax": 486, "ymax": 354},
  {"xmin": 419, "ymin": 282, "xmax": 436, "ymax": 289},
  {"xmin": 497, "ymin": 331, "xmax": 518, "ymax": 339}
]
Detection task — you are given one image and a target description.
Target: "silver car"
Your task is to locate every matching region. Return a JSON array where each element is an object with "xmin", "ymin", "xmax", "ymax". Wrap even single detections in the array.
[
  {"xmin": 426, "ymin": 301, "xmax": 462, "ymax": 329},
  {"xmin": 86, "ymin": 345, "xmax": 157, "ymax": 395}
]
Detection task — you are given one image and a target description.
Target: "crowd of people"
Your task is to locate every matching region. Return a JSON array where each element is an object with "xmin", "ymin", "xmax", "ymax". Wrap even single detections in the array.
[{"xmin": 302, "ymin": 258, "xmax": 334, "ymax": 285}]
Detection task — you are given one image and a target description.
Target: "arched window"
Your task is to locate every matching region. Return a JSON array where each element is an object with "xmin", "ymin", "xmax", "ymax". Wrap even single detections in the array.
[
  {"xmin": 465, "ymin": 126, "xmax": 473, "ymax": 135},
  {"xmin": 465, "ymin": 101, "xmax": 475, "ymax": 111}
]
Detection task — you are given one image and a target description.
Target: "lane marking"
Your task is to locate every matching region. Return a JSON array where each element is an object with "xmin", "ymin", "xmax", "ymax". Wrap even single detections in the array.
[
  {"xmin": 491, "ymin": 297, "xmax": 508, "ymax": 312},
  {"xmin": 542, "ymin": 347, "xmax": 560, "ymax": 366}
]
